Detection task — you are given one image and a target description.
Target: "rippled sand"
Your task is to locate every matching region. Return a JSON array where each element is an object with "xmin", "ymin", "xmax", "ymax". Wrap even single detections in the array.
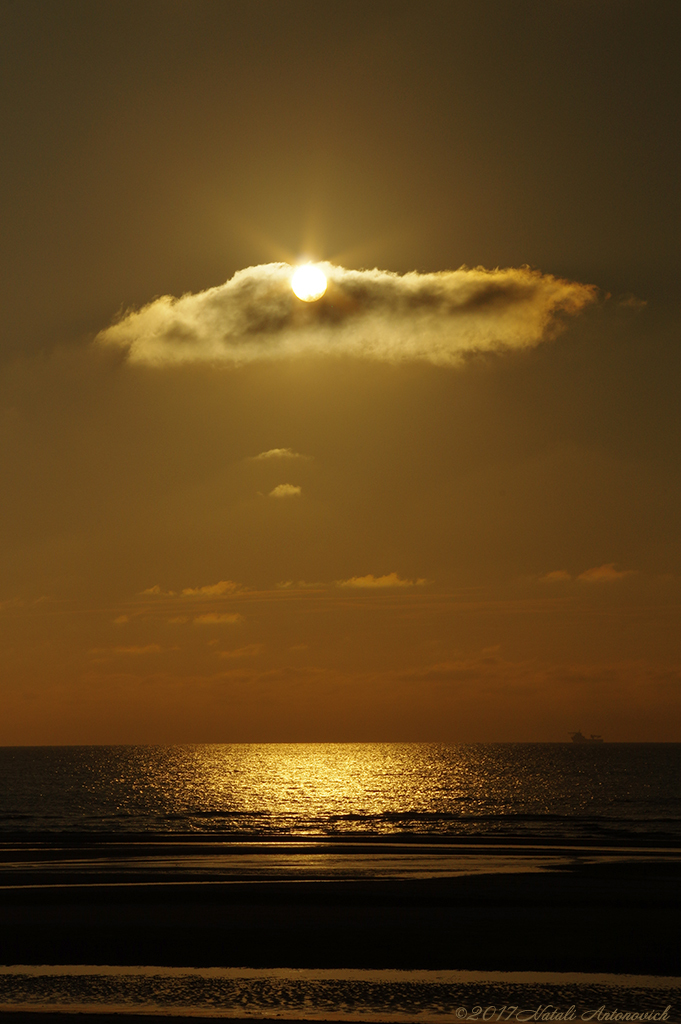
[{"xmin": 0, "ymin": 966, "xmax": 679, "ymax": 1021}]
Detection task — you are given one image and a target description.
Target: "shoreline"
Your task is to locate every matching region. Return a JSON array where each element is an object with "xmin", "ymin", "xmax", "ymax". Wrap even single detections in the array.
[{"xmin": 2, "ymin": 833, "xmax": 680, "ymax": 891}]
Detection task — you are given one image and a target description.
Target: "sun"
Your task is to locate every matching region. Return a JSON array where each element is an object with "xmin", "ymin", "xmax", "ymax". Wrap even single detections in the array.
[{"xmin": 291, "ymin": 263, "xmax": 327, "ymax": 302}]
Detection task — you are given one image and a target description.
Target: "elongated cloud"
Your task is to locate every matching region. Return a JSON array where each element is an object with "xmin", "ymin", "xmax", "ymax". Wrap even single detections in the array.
[
  {"xmin": 89, "ymin": 645, "xmax": 163, "ymax": 656},
  {"xmin": 253, "ymin": 448, "xmax": 308, "ymax": 460},
  {"xmin": 193, "ymin": 612, "xmax": 243, "ymax": 625},
  {"xmin": 540, "ymin": 565, "xmax": 636, "ymax": 583},
  {"xmin": 182, "ymin": 580, "xmax": 238, "ymax": 597},
  {"xmin": 337, "ymin": 573, "xmax": 427, "ymax": 588},
  {"xmin": 97, "ymin": 262, "xmax": 597, "ymax": 367},
  {"xmin": 141, "ymin": 580, "xmax": 239, "ymax": 598}
]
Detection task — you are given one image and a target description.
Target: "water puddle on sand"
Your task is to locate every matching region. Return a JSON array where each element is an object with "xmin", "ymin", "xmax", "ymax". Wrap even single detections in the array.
[
  {"xmin": 2, "ymin": 843, "xmax": 679, "ymax": 889},
  {"xmin": 0, "ymin": 965, "xmax": 679, "ymax": 1021}
]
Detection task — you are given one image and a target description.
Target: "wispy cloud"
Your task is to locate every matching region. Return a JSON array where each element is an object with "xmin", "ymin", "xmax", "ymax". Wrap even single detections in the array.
[
  {"xmin": 142, "ymin": 580, "xmax": 239, "ymax": 598},
  {"xmin": 539, "ymin": 570, "xmax": 572, "ymax": 583},
  {"xmin": 577, "ymin": 563, "xmax": 635, "ymax": 583},
  {"xmin": 193, "ymin": 612, "xmax": 244, "ymax": 625},
  {"xmin": 336, "ymin": 573, "xmax": 427, "ymax": 588},
  {"xmin": 97, "ymin": 262, "xmax": 597, "ymax": 367},
  {"xmin": 275, "ymin": 580, "xmax": 322, "ymax": 589},
  {"xmin": 91, "ymin": 645, "xmax": 162, "ymax": 656},
  {"xmin": 269, "ymin": 483, "xmax": 301, "ymax": 498},
  {"xmin": 274, "ymin": 574, "xmax": 426, "ymax": 590},
  {"xmin": 253, "ymin": 448, "xmax": 308, "ymax": 460},
  {"xmin": 181, "ymin": 580, "xmax": 238, "ymax": 597},
  {"xmin": 540, "ymin": 565, "xmax": 636, "ymax": 584},
  {"xmin": 617, "ymin": 294, "xmax": 647, "ymax": 310},
  {"xmin": 217, "ymin": 644, "xmax": 263, "ymax": 659}
]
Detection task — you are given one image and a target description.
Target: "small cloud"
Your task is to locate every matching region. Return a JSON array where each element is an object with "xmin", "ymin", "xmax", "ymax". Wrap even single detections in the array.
[
  {"xmin": 289, "ymin": 644, "xmax": 309, "ymax": 652},
  {"xmin": 113, "ymin": 615, "xmax": 129, "ymax": 624},
  {"xmin": 336, "ymin": 572, "xmax": 427, "ymax": 588},
  {"xmin": 254, "ymin": 448, "xmax": 309, "ymax": 460},
  {"xmin": 217, "ymin": 644, "xmax": 263, "ymax": 659},
  {"xmin": 540, "ymin": 570, "xmax": 572, "ymax": 583},
  {"xmin": 577, "ymin": 563, "xmax": 636, "ymax": 583},
  {"xmin": 269, "ymin": 483, "xmax": 301, "ymax": 498},
  {"xmin": 618, "ymin": 294, "xmax": 647, "ymax": 310},
  {"xmin": 141, "ymin": 585, "xmax": 175, "ymax": 597},
  {"xmin": 168, "ymin": 616, "xmax": 189, "ymax": 624},
  {"xmin": 193, "ymin": 612, "xmax": 244, "ymax": 625},
  {"xmin": 181, "ymin": 580, "xmax": 239, "ymax": 597}
]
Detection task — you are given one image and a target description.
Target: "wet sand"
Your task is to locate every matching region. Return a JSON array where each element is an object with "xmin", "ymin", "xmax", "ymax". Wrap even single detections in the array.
[
  {"xmin": 1, "ymin": 836, "xmax": 679, "ymax": 974},
  {"xmin": 0, "ymin": 837, "xmax": 679, "ymax": 1020},
  {"xmin": 1, "ymin": 873, "xmax": 679, "ymax": 974},
  {"xmin": 0, "ymin": 965, "xmax": 680, "ymax": 1021}
]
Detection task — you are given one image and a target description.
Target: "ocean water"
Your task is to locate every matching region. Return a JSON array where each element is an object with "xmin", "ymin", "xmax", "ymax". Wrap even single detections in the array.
[{"xmin": 1, "ymin": 742, "xmax": 679, "ymax": 842}]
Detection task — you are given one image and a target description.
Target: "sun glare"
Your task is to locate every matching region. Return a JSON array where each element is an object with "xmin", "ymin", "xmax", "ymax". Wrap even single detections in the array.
[{"xmin": 291, "ymin": 263, "xmax": 327, "ymax": 302}]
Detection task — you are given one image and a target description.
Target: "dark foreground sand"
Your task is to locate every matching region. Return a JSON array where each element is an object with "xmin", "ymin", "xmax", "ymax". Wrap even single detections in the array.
[{"xmin": 1, "ymin": 865, "xmax": 680, "ymax": 972}]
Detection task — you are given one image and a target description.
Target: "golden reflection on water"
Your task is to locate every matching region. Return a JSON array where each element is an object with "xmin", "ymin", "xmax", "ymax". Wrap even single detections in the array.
[
  {"xmin": 77, "ymin": 741, "xmax": 622, "ymax": 834},
  {"xmin": 187, "ymin": 743, "xmax": 488, "ymax": 829},
  {"xmin": 4, "ymin": 740, "xmax": 671, "ymax": 838}
]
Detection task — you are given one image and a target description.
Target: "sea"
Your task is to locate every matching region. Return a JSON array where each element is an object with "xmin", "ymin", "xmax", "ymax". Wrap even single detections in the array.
[
  {"xmin": 1, "ymin": 743, "xmax": 680, "ymax": 1020},
  {"xmin": 0, "ymin": 742, "xmax": 679, "ymax": 841}
]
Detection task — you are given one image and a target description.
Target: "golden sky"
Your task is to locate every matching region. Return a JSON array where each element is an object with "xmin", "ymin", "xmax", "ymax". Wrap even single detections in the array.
[{"xmin": 1, "ymin": 0, "xmax": 680, "ymax": 742}]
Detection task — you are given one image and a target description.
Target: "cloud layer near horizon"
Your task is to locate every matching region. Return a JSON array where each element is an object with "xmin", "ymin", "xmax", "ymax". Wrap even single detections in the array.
[{"xmin": 96, "ymin": 263, "xmax": 597, "ymax": 366}]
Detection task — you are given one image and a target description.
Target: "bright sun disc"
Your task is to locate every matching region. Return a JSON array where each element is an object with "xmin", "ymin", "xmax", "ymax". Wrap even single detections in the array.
[{"xmin": 291, "ymin": 264, "xmax": 327, "ymax": 302}]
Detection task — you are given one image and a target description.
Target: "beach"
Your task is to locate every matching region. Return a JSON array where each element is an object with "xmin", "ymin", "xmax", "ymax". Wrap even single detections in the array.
[{"xmin": 0, "ymin": 835, "xmax": 679, "ymax": 1020}]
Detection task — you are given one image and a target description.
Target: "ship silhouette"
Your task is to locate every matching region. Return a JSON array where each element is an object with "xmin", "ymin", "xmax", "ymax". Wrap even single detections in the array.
[{"xmin": 570, "ymin": 730, "xmax": 604, "ymax": 744}]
